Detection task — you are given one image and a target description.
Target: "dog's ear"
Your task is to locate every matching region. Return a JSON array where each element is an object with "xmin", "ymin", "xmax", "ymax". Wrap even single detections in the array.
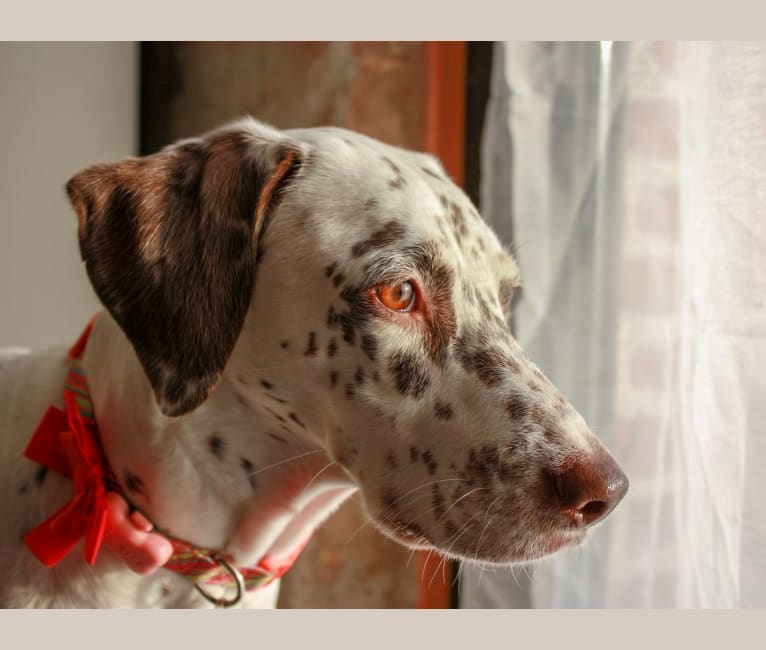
[{"xmin": 66, "ymin": 120, "xmax": 304, "ymax": 417}]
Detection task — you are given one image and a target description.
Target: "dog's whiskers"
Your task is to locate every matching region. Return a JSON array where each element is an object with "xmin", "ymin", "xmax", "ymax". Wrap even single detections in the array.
[{"xmin": 246, "ymin": 449, "xmax": 325, "ymax": 478}]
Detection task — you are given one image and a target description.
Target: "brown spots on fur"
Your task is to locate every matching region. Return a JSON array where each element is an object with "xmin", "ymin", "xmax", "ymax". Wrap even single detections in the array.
[
  {"xmin": 280, "ymin": 340, "xmax": 289, "ymax": 349},
  {"xmin": 527, "ymin": 380, "xmax": 542, "ymax": 393},
  {"xmin": 327, "ymin": 337, "xmax": 338, "ymax": 357},
  {"xmin": 260, "ymin": 379, "xmax": 274, "ymax": 390},
  {"xmin": 354, "ymin": 366, "xmax": 366, "ymax": 385},
  {"xmin": 268, "ymin": 432, "xmax": 288, "ymax": 444},
  {"xmin": 385, "ymin": 451, "xmax": 398, "ymax": 469},
  {"xmin": 389, "ymin": 351, "xmax": 430, "ymax": 399},
  {"xmin": 304, "ymin": 331, "xmax": 318, "ymax": 356},
  {"xmin": 345, "ymin": 383, "xmax": 355, "ymax": 399},
  {"xmin": 507, "ymin": 394, "xmax": 528, "ymax": 421},
  {"xmin": 444, "ymin": 521, "xmax": 459, "ymax": 538},
  {"xmin": 409, "ymin": 446, "xmax": 420, "ymax": 462},
  {"xmin": 325, "ymin": 261, "xmax": 338, "ymax": 278},
  {"xmin": 434, "ymin": 401, "xmax": 454, "ymax": 420},
  {"xmin": 329, "ymin": 369, "xmax": 339, "ymax": 386},
  {"xmin": 208, "ymin": 434, "xmax": 226, "ymax": 459},
  {"xmin": 529, "ymin": 405, "xmax": 546, "ymax": 425},
  {"xmin": 124, "ymin": 470, "xmax": 144, "ymax": 494},
  {"xmin": 351, "ymin": 221, "xmax": 406, "ymax": 258},
  {"xmin": 382, "ymin": 156, "xmax": 406, "ymax": 188},
  {"xmin": 17, "ymin": 482, "xmax": 29, "ymax": 495},
  {"xmin": 240, "ymin": 458, "xmax": 257, "ymax": 490}
]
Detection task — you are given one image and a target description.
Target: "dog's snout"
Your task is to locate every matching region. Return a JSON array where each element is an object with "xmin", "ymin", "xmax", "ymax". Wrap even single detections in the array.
[{"xmin": 552, "ymin": 454, "xmax": 628, "ymax": 527}]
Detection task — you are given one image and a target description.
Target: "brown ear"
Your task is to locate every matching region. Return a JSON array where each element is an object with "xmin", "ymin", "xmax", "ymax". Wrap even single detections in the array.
[{"xmin": 67, "ymin": 121, "xmax": 304, "ymax": 416}]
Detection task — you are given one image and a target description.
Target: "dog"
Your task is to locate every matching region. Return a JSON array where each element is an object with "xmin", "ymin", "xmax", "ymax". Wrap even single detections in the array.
[{"xmin": 0, "ymin": 118, "xmax": 628, "ymax": 608}]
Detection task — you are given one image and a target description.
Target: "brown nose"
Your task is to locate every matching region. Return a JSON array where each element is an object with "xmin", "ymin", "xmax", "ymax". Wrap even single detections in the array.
[{"xmin": 553, "ymin": 453, "xmax": 629, "ymax": 527}]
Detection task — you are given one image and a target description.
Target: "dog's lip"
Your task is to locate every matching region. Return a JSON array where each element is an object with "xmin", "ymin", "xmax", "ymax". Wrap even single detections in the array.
[{"xmin": 542, "ymin": 530, "xmax": 586, "ymax": 553}]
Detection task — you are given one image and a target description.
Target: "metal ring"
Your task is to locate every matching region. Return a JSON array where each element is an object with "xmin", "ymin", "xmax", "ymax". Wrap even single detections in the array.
[{"xmin": 193, "ymin": 555, "xmax": 245, "ymax": 608}]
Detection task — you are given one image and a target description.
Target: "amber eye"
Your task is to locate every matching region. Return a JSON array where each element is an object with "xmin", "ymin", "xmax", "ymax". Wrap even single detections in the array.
[{"xmin": 375, "ymin": 280, "xmax": 416, "ymax": 312}]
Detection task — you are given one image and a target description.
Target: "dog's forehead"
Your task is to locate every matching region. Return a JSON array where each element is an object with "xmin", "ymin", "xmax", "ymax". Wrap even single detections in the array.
[{"xmin": 284, "ymin": 126, "xmax": 519, "ymax": 286}]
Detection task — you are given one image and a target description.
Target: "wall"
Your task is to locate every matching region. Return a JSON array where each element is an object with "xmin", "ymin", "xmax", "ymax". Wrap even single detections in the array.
[{"xmin": 0, "ymin": 43, "xmax": 138, "ymax": 348}]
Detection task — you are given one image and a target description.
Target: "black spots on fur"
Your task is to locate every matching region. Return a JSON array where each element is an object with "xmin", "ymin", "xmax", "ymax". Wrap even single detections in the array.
[
  {"xmin": 327, "ymin": 337, "xmax": 338, "ymax": 357},
  {"xmin": 409, "ymin": 446, "xmax": 420, "ymax": 462},
  {"xmin": 506, "ymin": 394, "xmax": 529, "ymax": 421},
  {"xmin": 123, "ymin": 470, "xmax": 145, "ymax": 494},
  {"xmin": 354, "ymin": 366, "xmax": 366, "ymax": 385},
  {"xmin": 240, "ymin": 458, "xmax": 257, "ymax": 490},
  {"xmin": 208, "ymin": 434, "xmax": 226, "ymax": 459},
  {"xmin": 422, "ymin": 449, "xmax": 438, "ymax": 475},
  {"xmin": 332, "ymin": 272, "xmax": 345, "ymax": 288},
  {"xmin": 388, "ymin": 351, "xmax": 430, "ymax": 399},
  {"xmin": 421, "ymin": 166, "xmax": 444, "ymax": 181},
  {"xmin": 288, "ymin": 412, "xmax": 307, "ymax": 429},
  {"xmin": 434, "ymin": 401, "xmax": 454, "ymax": 420},
  {"xmin": 264, "ymin": 405, "xmax": 287, "ymax": 424},
  {"xmin": 325, "ymin": 261, "xmax": 338, "ymax": 278},
  {"xmin": 431, "ymin": 484, "xmax": 446, "ymax": 519},
  {"xmin": 382, "ymin": 488, "xmax": 399, "ymax": 511},
  {"xmin": 337, "ymin": 286, "xmax": 376, "ymax": 347},
  {"xmin": 280, "ymin": 340, "xmax": 289, "ymax": 349},
  {"xmin": 351, "ymin": 221, "xmax": 406, "ymax": 258},
  {"xmin": 344, "ymin": 383, "xmax": 356, "ymax": 400},
  {"xmin": 34, "ymin": 465, "xmax": 48, "ymax": 486},
  {"xmin": 385, "ymin": 451, "xmax": 398, "ymax": 469},
  {"xmin": 449, "ymin": 201, "xmax": 469, "ymax": 239},
  {"xmin": 305, "ymin": 331, "xmax": 318, "ymax": 356},
  {"xmin": 268, "ymin": 432, "xmax": 288, "ymax": 444},
  {"xmin": 329, "ymin": 369, "xmax": 339, "ymax": 386},
  {"xmin": 455, "ymin": 334, "xmax": 518, "ymax": 387},
  {"xmin": 260, "ymin": 379, "xmax": 274, "ymax": 390},
  {"xmin": 361, "ymin": 334, "xmax": 378, "ymax": 361},
  {"xmin": 327, "ymin": 305, "xmax": 339, "ymax": 328},
  {"xmin": 406, "ymin": 242, "xmax": 456, "ymax": 365},
  {"xmin": 381, "ymin": 156, "xmax": 407, "ymax": 189}
]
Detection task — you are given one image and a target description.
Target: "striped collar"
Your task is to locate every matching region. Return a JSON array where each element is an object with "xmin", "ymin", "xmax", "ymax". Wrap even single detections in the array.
[{"xmin": 24, "ymin": 318, "xmax": 306, "ymax": 607}]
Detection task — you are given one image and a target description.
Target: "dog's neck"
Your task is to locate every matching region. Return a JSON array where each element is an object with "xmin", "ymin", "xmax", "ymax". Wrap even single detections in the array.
[{"xmin": 81, "ymin": 314, "xmax": 357, "ymax": 568}]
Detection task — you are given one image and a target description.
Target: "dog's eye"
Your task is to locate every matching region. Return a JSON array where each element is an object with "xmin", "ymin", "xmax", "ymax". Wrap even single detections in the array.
[{"xmin": 375, "ymin": 281, "xmax": 416, "ymax": 312}]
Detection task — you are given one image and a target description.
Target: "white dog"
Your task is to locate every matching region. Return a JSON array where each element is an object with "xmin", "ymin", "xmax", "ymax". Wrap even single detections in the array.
[{"xmin": 0, "ymin": 118, "xmax": 627, "ymax": 608}]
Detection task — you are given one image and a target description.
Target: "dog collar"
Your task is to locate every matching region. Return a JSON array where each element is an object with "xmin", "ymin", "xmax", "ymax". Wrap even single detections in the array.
[{"xmin": 23, "ymin": 318, "xmax": 306, "ymax": 607}]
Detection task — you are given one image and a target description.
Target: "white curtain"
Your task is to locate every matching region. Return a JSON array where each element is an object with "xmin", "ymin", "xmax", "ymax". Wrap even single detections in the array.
[{"xmin": 460, "ymin": 41, "xmax": 766, "ymax": 608}]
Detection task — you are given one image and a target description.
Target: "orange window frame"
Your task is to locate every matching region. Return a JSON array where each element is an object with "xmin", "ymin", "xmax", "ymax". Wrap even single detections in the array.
[{"xmin": 417, "ymin": 40, "xmax": 468, "ymax": 609}]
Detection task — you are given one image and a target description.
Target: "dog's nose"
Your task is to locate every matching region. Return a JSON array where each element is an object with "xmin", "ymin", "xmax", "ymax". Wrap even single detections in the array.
[{"xmin": 553, "ymin": 453, "xmax": 629, "ymax": 527}]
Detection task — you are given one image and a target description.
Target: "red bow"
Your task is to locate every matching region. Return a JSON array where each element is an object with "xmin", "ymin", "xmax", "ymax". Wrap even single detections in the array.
[{"xmin": 23, "ymin": 389, "xmax": 109, "ymax": 567}]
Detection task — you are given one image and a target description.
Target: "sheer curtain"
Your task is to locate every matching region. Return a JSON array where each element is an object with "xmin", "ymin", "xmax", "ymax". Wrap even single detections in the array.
[{"xmin": 460, "ymin": 42, "xmax": 766, "ymax": 608}]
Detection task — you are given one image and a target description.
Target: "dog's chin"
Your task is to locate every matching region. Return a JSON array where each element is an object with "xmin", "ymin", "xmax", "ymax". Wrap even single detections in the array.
[{"xmin": 369, "ymin": 513, "xmax": 588, "ymax": 565}]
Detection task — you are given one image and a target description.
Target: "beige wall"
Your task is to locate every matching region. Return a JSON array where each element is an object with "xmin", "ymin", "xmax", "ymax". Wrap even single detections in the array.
[{"xmin": 0, "ymin": 43, "xmax": 138, "ymax": 348}]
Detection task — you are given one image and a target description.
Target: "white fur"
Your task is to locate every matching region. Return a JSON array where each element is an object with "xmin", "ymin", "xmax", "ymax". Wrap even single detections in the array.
[{"xmin": 0, "ymin": 119, "xmax": 624, "ymax": 608}]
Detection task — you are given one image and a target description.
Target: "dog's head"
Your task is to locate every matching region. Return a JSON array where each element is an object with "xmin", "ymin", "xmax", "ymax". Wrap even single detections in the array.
[{"xmin": 67, "ymin": 118, "xmax": 627, "ymax": 565}]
